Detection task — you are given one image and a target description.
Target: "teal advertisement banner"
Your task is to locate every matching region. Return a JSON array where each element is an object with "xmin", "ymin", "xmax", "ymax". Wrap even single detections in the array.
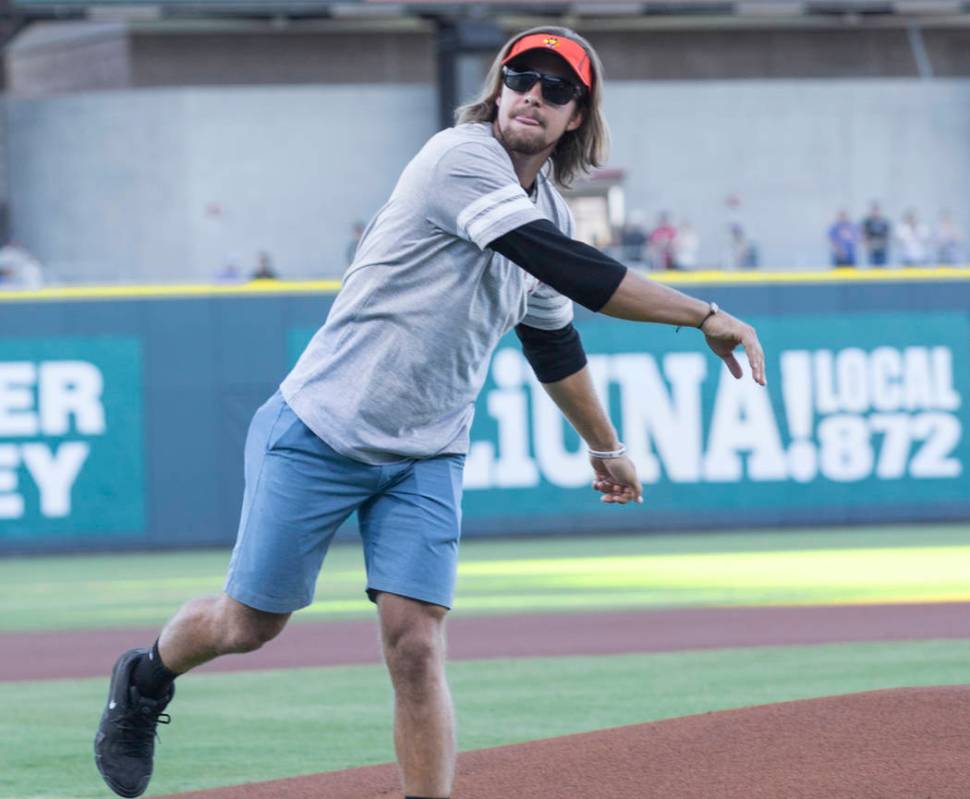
[
  {"xmin": 2, "ymin": 282, "xmax": 968, "ymax": 553},
  {"xmin": 287, "ymin": 309, "xmax": 968, "ymax": 528},
  {"xmin": 0, "ymin": 337, "xmax": 144, "ymax": 539},
  {"xmin": 459, "ymin": 311, "xmax": 969, "ymax": 527}
]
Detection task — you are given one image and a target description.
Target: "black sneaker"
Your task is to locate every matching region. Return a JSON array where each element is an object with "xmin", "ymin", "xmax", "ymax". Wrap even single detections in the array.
[{"xmin": 94, "ymin": 648, "xmax": 174, "ymax": 798}]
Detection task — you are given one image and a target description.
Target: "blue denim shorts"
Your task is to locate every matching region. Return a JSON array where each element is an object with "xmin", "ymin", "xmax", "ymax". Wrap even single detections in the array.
[{"xmin": 225, "ymin": 392, "xmax": 465, "ymax": 613}]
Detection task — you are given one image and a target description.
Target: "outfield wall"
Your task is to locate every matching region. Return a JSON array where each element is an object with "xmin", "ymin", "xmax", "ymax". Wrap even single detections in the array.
[
  {"xmin": 1, "ymin": 271, "xmax": 968, "ymax": 553},
  {"xmin": 8, "ymin": 79, "xmax": 970, "ymax": 283}
]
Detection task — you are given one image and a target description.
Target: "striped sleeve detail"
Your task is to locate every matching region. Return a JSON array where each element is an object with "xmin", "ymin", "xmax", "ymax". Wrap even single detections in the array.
[
  {"xmin": 526, "ymin": 294, "xmax": 564, "ymax": 308},
  {"xmin": 522, "ymin": 287, "xmax": 574, "ymax": 331},
  {"xmin": 456, "ymin": 184, "xmax": 542, "ymax": 248}
]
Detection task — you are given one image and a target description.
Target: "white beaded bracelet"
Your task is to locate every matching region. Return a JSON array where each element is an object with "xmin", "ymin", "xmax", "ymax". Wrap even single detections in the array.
[{"xmin": 588, "ymin": 443, "xmax": 627, "ymax": 459}]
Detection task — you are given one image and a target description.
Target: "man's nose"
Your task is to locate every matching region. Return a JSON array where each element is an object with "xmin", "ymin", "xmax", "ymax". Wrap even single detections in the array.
[{"xmin": 524, "ymin": 81, "xmax": 543, "ymax": 104}]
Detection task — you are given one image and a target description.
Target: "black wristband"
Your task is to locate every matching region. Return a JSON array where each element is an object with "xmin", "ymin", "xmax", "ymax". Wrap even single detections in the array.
[{"xmin": 698, "ymin": 301, "xmax": 719, "ymax": 330}]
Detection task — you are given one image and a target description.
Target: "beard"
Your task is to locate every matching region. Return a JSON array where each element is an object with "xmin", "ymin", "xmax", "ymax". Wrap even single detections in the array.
[{"xmin": 496, "ymin": 116, "xmax": 550, "ymax": 155}]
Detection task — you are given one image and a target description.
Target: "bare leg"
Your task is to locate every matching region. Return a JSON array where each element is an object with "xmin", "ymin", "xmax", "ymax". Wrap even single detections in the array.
[
  {"xmin": 378, "ymin": 593, "xmax": 455, "ymax": 798},
  {"xmin": 157, "ymin": 593, "xmax": 290, "ymax": 674}
]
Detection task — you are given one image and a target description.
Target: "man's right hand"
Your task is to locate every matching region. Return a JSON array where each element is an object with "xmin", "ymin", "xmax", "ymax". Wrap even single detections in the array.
[{"xmin": 591, "ymin": 455, "xmax": 643, "ymax": 505}]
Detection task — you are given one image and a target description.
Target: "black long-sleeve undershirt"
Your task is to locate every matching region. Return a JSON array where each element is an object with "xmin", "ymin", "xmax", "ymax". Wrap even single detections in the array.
[
  {"xmin": 490, "ymin": 219, "xmax": 628, "ymax": 383},
  {"xmin": 489, "ymin": 218, "xmax": 628, "ymax": 313},
  {"xmin": 514, "ymin": 322, "xmax": 587, "ymax": 384}
]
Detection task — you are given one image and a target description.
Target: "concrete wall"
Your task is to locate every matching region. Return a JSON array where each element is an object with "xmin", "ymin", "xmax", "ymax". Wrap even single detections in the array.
[
  {"xmin": 599, "ymin": 28, "xmax": 921, "ymax": 80},
  {"xmin": 6, "ymin": 22, "xmax": 132, "ymax": 96},
  {"xmin": 10, "ymin": 23, "xmax": 970, "ymax": 97},
  {"xmin": 131, "ymin": 30, "xmax": 435, "ymax": 87},
  {"xmin": 604, "ymin": 79, "xmax": 970, "ymax": 269},
  {"xmin": 6, "ymin": 84, "xmax": 437, "ymax": 282},
  {"xmin": 6, "ymin": 77, "xmax": 969, "ymax": 280}
]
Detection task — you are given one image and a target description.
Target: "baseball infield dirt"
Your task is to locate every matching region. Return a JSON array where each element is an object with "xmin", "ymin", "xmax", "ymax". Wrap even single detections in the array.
[
  {"xmin": 5, "ymin": 601, "xmax": 970, "ymax": 681},
  {"xmin": 157, "ymin": 686, "xmax": 970, "ymax": 799},
  {"xmin": 9, "ymin": 602, "xmax": 967, "ymax": 798}
]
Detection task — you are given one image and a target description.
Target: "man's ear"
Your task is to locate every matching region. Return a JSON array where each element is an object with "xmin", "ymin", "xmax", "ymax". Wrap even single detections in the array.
[{"xmin": 566, "ymin": 107, "xmax": 584, "ymax": 132}]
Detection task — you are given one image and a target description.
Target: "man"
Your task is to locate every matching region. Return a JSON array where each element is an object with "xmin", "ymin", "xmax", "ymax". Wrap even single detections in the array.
[
  {"xmin": 619, "ymin": 211, "xmax": 648, "ymax": 263},
  {"xmin": 94, "ymin": 27, "xmax": 765, "ymax": 799},
  {"xmin": 673, "ymin": 219, "xmax": 700, "ymax": 270},
  {"xmin": 862, "ymin": 201, "xmax": 891, "ymax": 267},
  {"xmin": 250, "ymin": 250, "xmax": 279, "ymax": 280},
  {"xmin": 727, "ymin": 222, "xmax": 759, "ymax": 270},
  {"xmin": 897, "ymin": 209, "xmax": 930, "ymax": 266},
  {"xmin": 648, "ymin": 211, "xmax": 678, "ymax": 270},
  {"xmin": 934, "ymin": 208, "xmax": 964, "ymax": 265},
  {"xmin": 828, "ymin": 210, "xmax": 859, "ymax": 267}
]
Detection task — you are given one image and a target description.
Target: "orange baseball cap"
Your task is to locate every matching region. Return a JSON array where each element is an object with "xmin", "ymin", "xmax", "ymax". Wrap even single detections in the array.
[{"xmin": 502, "ymin": 32, "xmax": 593, "ymax": 90}]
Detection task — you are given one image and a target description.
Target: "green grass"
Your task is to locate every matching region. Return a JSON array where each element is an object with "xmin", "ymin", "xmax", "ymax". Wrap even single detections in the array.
[
  {"xmin": 1, "ymin": 639, "xmax": 967, "ymax": 798},
  {"xmin": 1, "ymin": 524, "xmax": 968, "ymax": 632},
  {"xmin": 2, "ymin": 527, "xmax": 969, "ymax": 797}
]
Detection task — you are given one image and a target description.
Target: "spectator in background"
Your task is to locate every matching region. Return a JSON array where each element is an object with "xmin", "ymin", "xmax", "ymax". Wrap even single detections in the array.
[
  {"xmin": 934, "ymin": 209, "xmax": 964, "ymax": 265},
  {"xmin": 618, "ymin": 211, "xmax": 647, "ymax": 263},
  {"xmin": 726, "ymin": 223, "xmax": 759, "ymax": 270},
  {"xmin": 592, "ymin": 230, "xmax": 615, "ymax": 254},
  {"xmin": 673, "ymin": 220, "xmax": 700, "ymax": 270},
  {"xmin": 251, "ymin": 251, "xmax": 279, "ymax": 280},
  {"xmin": 720, "ymin": 193, "xmax": 758, "ymax": 269},
  {"xmin": 828, "ymin": 210, "xmax": 859, "ymax": 267},
  {"xmin": 214, "ymin": 255, "xmax": 242, "ymax": 283},
  {"xmin": 346, "ymin": 221, "xmax": 366, "ymax": 267},
  {"xmin": 896, "ymin": 210, "xmax": 930, "ymax": 266},
  {"xmin": 862, "ymin": 202, "xmax": 891, "ymax": 267},
  {"xmin": 648, "ymin": 211, "xmax": 677, "ymax": 270},
  {"xmin": 0, "ymin": 241, "xmax": 43, "ymax": 289},
  {"xmin": 214, "ymin": 264, "xmax": 242, "ymax": 282}
]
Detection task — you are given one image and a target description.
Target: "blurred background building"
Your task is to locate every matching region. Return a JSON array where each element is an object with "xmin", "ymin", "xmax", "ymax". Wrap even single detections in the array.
[{"xmin": 1, "ymin": 0, "xmax": 969, "ymax": 283}]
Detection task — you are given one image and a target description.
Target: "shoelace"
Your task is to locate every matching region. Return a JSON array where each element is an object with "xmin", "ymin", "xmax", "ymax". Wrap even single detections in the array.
[{"xmin": 114, "ymin": 703, "xmax": 172, "ymax": 757}]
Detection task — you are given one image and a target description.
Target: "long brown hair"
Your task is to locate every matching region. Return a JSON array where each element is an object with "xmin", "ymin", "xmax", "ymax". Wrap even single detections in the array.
[{"xmin": 455, "ymin": 26, "xmax": 610, "ymax": 189}]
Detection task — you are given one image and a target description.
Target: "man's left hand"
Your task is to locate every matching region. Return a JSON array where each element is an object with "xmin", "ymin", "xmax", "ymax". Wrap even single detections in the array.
[
  {"xmin": 701, "ymin": 310, "xmax": 767, "ymax": 386},
  {"xmin": 590, "ymin": 456, "xmax": 643, "ymax": 505}
]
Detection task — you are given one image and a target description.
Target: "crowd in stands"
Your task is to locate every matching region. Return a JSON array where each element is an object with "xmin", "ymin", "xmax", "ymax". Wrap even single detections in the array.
[
  {"xmin": 213, "ymin": 250, "xmax": 279, "ymax": 283},
  {"xmin": 612, "ymin": 211, "xmax": 758, "ymax": 271},
  {"xmin": 828, "ymin": 203, "xmax": 964, "ymax": 268},
  {"xmin": 606, "ymin": 203, "xmax": 965, "ymax": 272},
  {"xmin": 0, "ymin": 203, "xmax": 965, "ymax": 289}
]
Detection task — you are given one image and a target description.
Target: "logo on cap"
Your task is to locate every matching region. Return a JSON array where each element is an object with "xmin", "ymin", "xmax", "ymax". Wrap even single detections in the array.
[{"xmin": 544, "ymin": 37, "xmax": 559, "ymax": 48}]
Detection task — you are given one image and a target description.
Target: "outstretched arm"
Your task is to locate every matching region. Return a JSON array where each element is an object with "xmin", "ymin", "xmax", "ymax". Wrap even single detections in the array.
[
  {"xmin": 490, "ymin": 219, "xmax": 767, "ymax": 386},
  {"xmin": 601, "ymin": 270, "xmax": 766, "ymax": 386}
]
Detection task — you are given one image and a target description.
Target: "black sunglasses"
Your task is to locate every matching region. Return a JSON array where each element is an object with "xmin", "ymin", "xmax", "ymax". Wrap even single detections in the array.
[{"xmin": 501, "ymin": 66, "xmax": 585, "ymax": 107}]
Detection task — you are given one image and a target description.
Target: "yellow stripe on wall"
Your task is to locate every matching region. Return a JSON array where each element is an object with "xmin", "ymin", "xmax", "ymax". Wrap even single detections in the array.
[
  {"xmin": 0, "ymin": 279, "xmax": 343, "ymax": 302},
  {"xmin": 1, "ymin": 266, "xmax": 969, "ymax": 302},
  {"xmin": 648, "ymin": 266, "xmax": 970, "ymax": 286}
]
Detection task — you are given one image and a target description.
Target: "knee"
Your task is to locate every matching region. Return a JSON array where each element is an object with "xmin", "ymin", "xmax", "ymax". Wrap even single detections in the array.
[
  {"xmin": 385, "ymin": 628, "xmax": 443, "ymax": 689},
  {"xmin": 213, "ymin": 597, "xmax": 288, "ymax": 654},
  {"xmin": 379, "ymin": 594, "xmax": 448, "ymax": 690},
  {"xmin": 221, "ymin": 622, "xmax": 272, "ymax": 654}
]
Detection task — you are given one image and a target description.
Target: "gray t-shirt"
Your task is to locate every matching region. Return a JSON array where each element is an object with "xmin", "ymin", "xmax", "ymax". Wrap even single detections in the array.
[{"xmin": 281, "ymin": 122, "xmax": 575, "ymax": 464}]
